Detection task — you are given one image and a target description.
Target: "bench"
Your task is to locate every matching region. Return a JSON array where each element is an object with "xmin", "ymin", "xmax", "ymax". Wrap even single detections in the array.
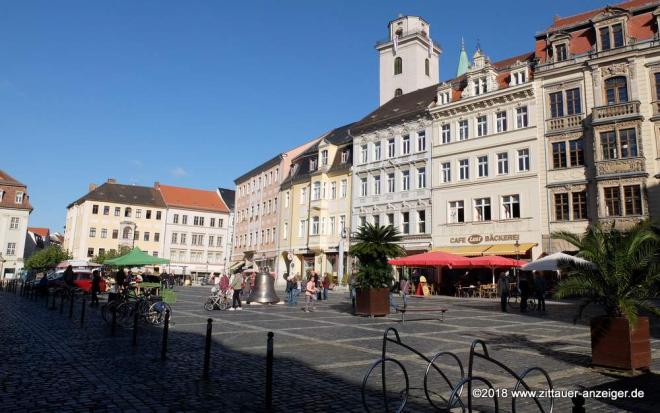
[{"xmin": 395, "ymin": 306, "xmax": 447, "ymax": 323}]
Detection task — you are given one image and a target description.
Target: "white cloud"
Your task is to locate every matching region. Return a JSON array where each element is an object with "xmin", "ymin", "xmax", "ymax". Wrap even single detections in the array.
[{"xmin": 171, "ymin": 166, "xmax": 188, "ymax": 178}]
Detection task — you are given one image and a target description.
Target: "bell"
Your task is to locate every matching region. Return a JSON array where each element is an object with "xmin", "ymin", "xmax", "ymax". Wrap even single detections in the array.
[{"xmin": 247, "ymin": 272, "xmax": 280, "ymax": 304}]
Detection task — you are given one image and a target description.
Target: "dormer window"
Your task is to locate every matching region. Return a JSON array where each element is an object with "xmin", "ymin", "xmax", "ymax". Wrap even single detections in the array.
[
  {"xmin": 438, "ymin": 90, "xmax": 451, "ymax": 105},
  {"xmin": 15, "ymin": 191, "xmax": 24, "ymax": 204},
  {"xmin": 510, "ymin": 68, "xmax": 528, "ymax": 86},
  {"xmin": 592, "ymin": 7, "xmax": 629, "ymax": 52},
  {"xmin": 600, "ymin": 23, "xmax": 625, "ymax": 50},
  {"xmin": 310, "ymin": 158, "xmax": 317, "ymax": 171},
  {"xmin": 394, "ymin": 88, "xmax": 403, "ymax": 97},
  {"xmin": 473, "ymin": 77, "xmax": 487, "ymax": 95},
  {"xmin": 341, "ymin": 149, "xmax": 349, "ymax": 164},
  {"xmin": 321, "ymin": 150, "xmax": 328, "ymax": 166},
  {"xmin": 555, "ymin": 43, "xmax": 568, "ymax": 61}
]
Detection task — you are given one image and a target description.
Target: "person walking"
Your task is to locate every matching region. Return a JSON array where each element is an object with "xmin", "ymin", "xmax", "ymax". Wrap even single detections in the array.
[
  {"xmin": 321, "ymin": 274, "xmax": 330, "ymax": 301},
  {"xmin": 291, "ymin": 275, "xmax": 301, "ymax": 306},
  {"xmin": 229, "ymin": 272, "xmax": 244, "ymax": 311},
  {"xmin": 114, "ymin": 269, "xmax": 126, "ymax": 293},
  {"xmin": 497, "ymin": 271, "xmax": 510, "ymax": 312},
  {"xmin": 91, "ymin": 270, "xmax": 102, "ymax": 307},
  {"xmin": 285, "ymin": 275, "xmax": 294, "ymax": 305},
  {"xmin": 63, "ymin": 265, "xmax": 75, "ymax": 288},
  {"xmin": 533, "ymin": 271, "xmax": 547, "ymax": 312},
  {"xmin": 304, "ymin": 274, "xmax": 318, "ymax": 312}
]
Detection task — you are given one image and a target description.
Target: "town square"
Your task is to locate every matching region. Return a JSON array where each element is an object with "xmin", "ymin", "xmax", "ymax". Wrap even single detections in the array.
[{"xmin": 1, "ymin": 0, "xmax": 660, "ymax": 412}]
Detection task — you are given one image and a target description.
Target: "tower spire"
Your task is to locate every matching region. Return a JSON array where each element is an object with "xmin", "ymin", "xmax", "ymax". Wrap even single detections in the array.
[{"xmin": 456, "ymin": 37, "xmax": 469, "ymax": 77}]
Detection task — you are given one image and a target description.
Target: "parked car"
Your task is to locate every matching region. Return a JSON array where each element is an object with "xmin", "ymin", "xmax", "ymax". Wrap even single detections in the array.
[{"xmin": 47, "ymin": 270, "xmax": 107, "ymax": 293}]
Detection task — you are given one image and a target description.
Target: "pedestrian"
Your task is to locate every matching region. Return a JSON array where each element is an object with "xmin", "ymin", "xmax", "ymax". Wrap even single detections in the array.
[
  {"xmin": 114, "ymin": 269, "xmax": 126, "ymax": 293},
  {"xmin": 126, "ymin": 270, "xmax": 133, "ymax": 286},
  {"xmin": 314, "ymin": 272, "xmax": 322, "ymax": 301},
  {"xmin": 291, "ymin": 275, "xmax": 301, "ymax": 306},
  {"xmin": 91, "ymin": 270, "xmax": 101, "ymax": 307},
  {"xmin": 229, "ymin": 272, "xmax": 244, "ymax": 311},
  {"xmin": 220, "ymin": 273, "xmax": 229, "ymax": 292},
  {"xmin": 399, "ymin": 276, "xmax": 410, "ymax": 308},
  {"xmin": 497, "ymin": 271, "xmax": 510, "ymax": 312},
  {"xmin": 285, "ymin": 275, "xmax": 294, "ymax": 305},
  {"xmin": 519, "ymin": 273, "xmax": 531, "ymax": 313},
  {"xmin": 304, "ymin": 274, "xmax": 318, "ymax": 312},
  {"xmin": 321, "ymin": 273, "xmax": 330, "ymax": 300},
  {"xmin": 533, "ymin": 271, "xmax": 547, "ymax": 312},
  {"xmin": 63, "ymin": 265, "xmax": 75, "ymax": 288}
]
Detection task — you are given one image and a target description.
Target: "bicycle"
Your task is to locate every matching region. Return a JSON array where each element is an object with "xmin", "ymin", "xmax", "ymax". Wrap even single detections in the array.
[
  {"xmin": 101, "ymin": 287, "xmax": 139, "ymax": 323},
  {"xmin": 115, "ymin": 289, "xmax": 171, "ymax": 327}
]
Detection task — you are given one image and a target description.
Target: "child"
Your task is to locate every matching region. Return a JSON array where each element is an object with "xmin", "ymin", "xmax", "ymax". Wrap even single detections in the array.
[{"xmin": 304, "ymin": 275, "xmax": 318, "ymax": 312}]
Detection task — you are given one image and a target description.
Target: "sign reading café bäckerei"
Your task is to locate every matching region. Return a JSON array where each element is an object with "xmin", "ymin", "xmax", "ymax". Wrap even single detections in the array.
[{"xmin": 450, "ymin": 234, "xmax": 520, "ymax": 244}]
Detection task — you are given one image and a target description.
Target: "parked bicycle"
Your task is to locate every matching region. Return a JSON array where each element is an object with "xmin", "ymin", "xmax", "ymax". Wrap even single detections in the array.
[{"xmin": 114, "ymin": 289, "xmax": 172, "ymax": 328}]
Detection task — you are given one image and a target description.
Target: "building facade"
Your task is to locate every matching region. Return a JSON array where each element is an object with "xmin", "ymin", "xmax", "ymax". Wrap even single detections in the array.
[
  {"xmin": 534, "ymin": 2, "xmax": 660, "ymax": 252},
  {"xmin": 217, "ymin": 187, "xmax": 236, "ymax": 271},
  {"xmin": 158, "ymin": 184, "xmax": 231, "ymax": 277},
  {"xmin": 0, "ymin": 170, "xmax": 31, "ymax": 278},
  {"xmin": 24, "ymin": 227, "xmax": 51, "ymax": 259},
  {"xmin": 278, "ymin": 125, "xmax": 353, "ymax": 281},
  {"xmin": 64, "ymin": 179, "xmax": 167, "ymax": 261}
]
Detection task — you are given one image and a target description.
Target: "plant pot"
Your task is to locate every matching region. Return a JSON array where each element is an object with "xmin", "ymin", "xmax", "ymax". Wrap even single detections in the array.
[
  {"xmin": 355, "ymin": 287, "xmax": 390, "ymax": 316},
  {"xmin": 590, "ymin": 316, "xmax": 651, "ymax": 371}
]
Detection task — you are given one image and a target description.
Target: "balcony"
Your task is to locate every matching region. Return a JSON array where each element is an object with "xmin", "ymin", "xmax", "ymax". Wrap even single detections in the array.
[
  {"xmin": 592, "ymin": 101, "xmax": 641, "ymax": 124},
  {"xmin": 545, "ymin": 114, "xmax": 583, "ymax": 134}
]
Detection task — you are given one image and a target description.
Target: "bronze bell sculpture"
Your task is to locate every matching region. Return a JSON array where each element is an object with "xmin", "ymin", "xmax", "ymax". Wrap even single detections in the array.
[{"xmin": 247, "ymin": 272, "xmax": 280, "ymax": 304}]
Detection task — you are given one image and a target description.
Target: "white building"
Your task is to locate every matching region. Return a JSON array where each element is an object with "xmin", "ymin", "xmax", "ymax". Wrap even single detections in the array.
[
  {"xmin": 217, "ymin": 187, "xmax": 235, "ymax": 271},
  {"xmin": 0, "ymin": 170, "xmax": 31, "ymax": 279}
]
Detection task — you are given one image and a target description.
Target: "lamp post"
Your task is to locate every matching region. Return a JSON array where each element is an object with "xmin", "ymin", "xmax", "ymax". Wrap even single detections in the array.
[
  {"xmin": 338, "ymin": 228, "xmax": 346, "ymax": 288},
  {"xmin": 514, "ymin": 240, "xmax": 520, "ymax": 280}
]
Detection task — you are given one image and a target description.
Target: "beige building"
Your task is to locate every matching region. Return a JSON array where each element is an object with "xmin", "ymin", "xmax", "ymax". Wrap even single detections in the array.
[
  {"xmin": 277, "ymin": 124, "xmax": 353, "ymax": 281},
  {"xmin": 0, "ymin": 170, "xmax": 32, "ymax": 278},
  {"xmin": 64, "ymin": 179, "xmax": 167, "ymax": 260}
]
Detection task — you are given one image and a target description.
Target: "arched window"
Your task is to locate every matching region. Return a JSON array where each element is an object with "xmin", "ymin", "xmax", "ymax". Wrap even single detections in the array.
[
  {"xmin": 605, "ymin": 76, "xmax": 628, "ymax": 105},
  {"xmin": 395, "ymin": 88, "xmax": 403, "ymax": 97},
  {"xmin": 425, "ymin": 59, "xmax": 430, "ymax": 76},
  {"xmin": 124, "ymin": 207, "xmax": 132, "ymax": 218},
  {"xmin": 394, "ymin": 57, "xmax": 402, "ymax": 75},
  {"xmin": 122, "ymin": 227, "xmax": 132, "ymax": 240}
]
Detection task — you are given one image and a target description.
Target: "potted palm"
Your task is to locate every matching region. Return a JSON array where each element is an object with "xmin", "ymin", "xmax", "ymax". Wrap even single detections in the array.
[
  {"xmin": 553, "ymin": 221, "xmax": 659, "ymax": 371},
  {"xmin": 350, "ymin": 223, "xmax": 405, "ymax": 316}
]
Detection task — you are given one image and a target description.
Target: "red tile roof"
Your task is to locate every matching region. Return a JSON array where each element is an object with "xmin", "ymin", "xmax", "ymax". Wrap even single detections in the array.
[
  {"xmin": 28, "ymin": 227, "xmax": 50, "ymax": 238},
  {"xmin": 546, "ymin": 0, "xmax": 657, "ymax": 31},
  {"xmin": 158, "ymin": 184, "xmax": 229, "ymax": 213}
]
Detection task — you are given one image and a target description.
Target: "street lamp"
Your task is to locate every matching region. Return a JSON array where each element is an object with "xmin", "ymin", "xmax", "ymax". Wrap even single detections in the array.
[
  {"xmin": 338, "ymin": 228, "xmax": 347, "ymax": 287},
  {"xmin": 514, "ymin": 240, "xmax": 520, "ymax": 280}
]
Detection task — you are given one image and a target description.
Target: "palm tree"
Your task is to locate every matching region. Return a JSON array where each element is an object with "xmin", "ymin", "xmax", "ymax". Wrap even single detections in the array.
[
  {"xmin": 351, "ymin": 223, "xmax": 406, "ymax": 289},
  {"xmin": 553, "ymin": 221, "xmax": 660, "ymax": 326}
]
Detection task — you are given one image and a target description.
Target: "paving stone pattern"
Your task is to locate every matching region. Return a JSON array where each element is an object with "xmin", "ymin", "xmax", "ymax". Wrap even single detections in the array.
[{"xmin": 1, "ymin": 286, "xmax": 659, "ymax": 412}]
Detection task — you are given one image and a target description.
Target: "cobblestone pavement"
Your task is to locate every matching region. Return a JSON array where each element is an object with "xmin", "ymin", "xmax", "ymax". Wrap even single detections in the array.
[{"xmin": 1, "ymin": 286, "xmax": 659, "ymax": 412}]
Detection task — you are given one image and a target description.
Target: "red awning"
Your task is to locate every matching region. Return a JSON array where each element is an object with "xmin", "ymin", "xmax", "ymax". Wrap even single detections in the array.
[
  {"xmin": 467, "ymin": 255, "xmax": 525, "ymax": 268},
  {"xmin": 388, "ymin": 251, "xmax": 472, "ymax": 268}
]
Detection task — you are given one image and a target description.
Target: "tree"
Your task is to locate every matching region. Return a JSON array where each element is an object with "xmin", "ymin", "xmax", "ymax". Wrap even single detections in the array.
[
  {"xmin": 553, "ymin": 221, "xmax": 660, "ymax": 326},
  {"xmin": 350, "ymin": 223, "xmax": 406, "ymax": 289},
  {"xmin": 91, "ymin": 249, "xmax": 122, "ymax": 264},
  {"xmin": 24, "ymin": 245, "xmax": 71, "ymax": 271}
]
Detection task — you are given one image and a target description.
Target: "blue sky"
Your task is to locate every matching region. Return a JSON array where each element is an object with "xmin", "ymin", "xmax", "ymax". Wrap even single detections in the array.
[{"xmin": 1, "ymin": 0, "xmax": 608, "ymax": 231}]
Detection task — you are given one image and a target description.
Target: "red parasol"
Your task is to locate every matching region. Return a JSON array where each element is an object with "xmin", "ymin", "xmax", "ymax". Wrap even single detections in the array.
[{"xmin": 388, "ymin": 251, "xmax": 472, "ymax": 268}]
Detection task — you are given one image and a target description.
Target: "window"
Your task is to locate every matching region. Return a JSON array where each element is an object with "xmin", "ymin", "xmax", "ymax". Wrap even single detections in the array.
[
  {"xmin": 309, "ymin": 158, "xmax": 317, "ymax": 171},
  {"xmin": 284, "ymin": 191, "xmax": 290, "ymax": 208},
  {"xmin": 517, "ymin": 149, "xmax": 530, "ymax": 171},
  {"xmin": 219, "ymin": 219, "xmax": 224, "ymax": 227},
  {"xmin": 136, "ymin": 209, "xmax": 142, "ymax": 219},
  {"xmin": 402, "ymin": 135, "xmax": 410, "ymax": 155},
  {"xmin": 360, "ymin": 178, "xmax": 367, "ymax": 197},
  {"xmin": 9, "ymin": 217, "xmax": 19, "ymax": 229},
  {"xmin": 154, "ymin": 232, "xmax": 160, "ymax": 242},
  {"xmin": 417, "ymin": 131, "xmax": 426, "ymax": 152},
  {"xmin": 359, "ymin": 216, "xmax": 366, "ymax": 227},
  {"xmin": 555, "ymin": 43, "xmax": 568, "ymax": 61},
  {"xmin": 340, "ymin": 180, "xmax": 347, "ymax": 198},
  {"xmin": 552, "ymin": 142, "xmax": 567, "ymax": 168},
  {"xmin": 516, "ymin": 106, "xmax": 528, "ymax": 128},
  {"xmin": 114, "ymin": 207, "xmax": 120, "ymax": 217},
  {"xmin": 92, "ymin": 205, "xmax": 99, "ymax": 214},
  {"xmin": 459, "ymin": 120, "xmax": 468, "ymax": 140},
  {"xmin": 386, "ymin": 213, "xmax": 394, "ymax": 227},
  {"xmin": 477, "ymin": 116, "xmax": 488, "ymax": 137},
  {"xmin": 441, "ymin": 124, "xmax": 451, "ymax": 144},
  {"xmin": 569, "ymin": 139, "xmax": 584, "ymax": 166},
  {"xmin": 374, "ymin": 142, "xmax": 381, "ymax": 161},
  {"xmin": 401, "ymin": 212, "xmax": 409, "ymax": 234},
  {"xmin": 655, "ymin": 72, "xmax": 660, "ymax": 100},
  {"xmin": 566, "ymin": 88, "xmax": 581, "ymax": 115},
  {"xmin": 329, "ymin": 217, "xmax": 336, "ymax": 234},
  {"xmin": 600, "ymin": 26, "xmax": 611, "ymax": 50},
  {"xmin": 87, "ymin": 248, "xmax": 93, "ymax": 258},
  {"xmin": 321, "ymin": 150, "xmax": 328, "ymax": 166},
  {"xmin": 283, "ymin": 223, "xmax": 288, "ymax": 240},
  {"xmin": 395, "ymin": 88, "xmax": 403, "ymax": 97},
  {"xmin": 417, "ymin": 210, "xmax": 426, "ymax": 233},
  {"xmin": 173, "ymin": 214, "xmax": 179, "ymax": 224},
  {"xmin": 417, "ymin": 168, "xmax": 426, "ymax": 188},
  {"xmin": 15, "ymin": 192, "xmax": 23, "ymax": 204},
  {"xmin": 477, "ymin": 156, "xmax": 488, "ymax": 177},
  {"xmin": 449, "ymin": 201, "xmax": 464, "ymax": 223},
  {"xmin": 394, "ymin": 57, "xmax": 402, "ymax": 75},
  {"xmin": 612, "ymin": 23, "xmax": 624, "ymax": 47},
  {"xmin": 373, "ymin": 175, "xmax": 381, "ymax": 195},
  {"xmin": 193, "ymin": 216, "xmax": 200, "ymax": 226},
  {"xmin": 497, "ymin": 153, "xmax": 509, "ymax": 174},
  {"xmin": 425, "ymin": 58, "xmax": 430, "ymax": 76},
  {"xmin": 604, "ymin": 187, "xmax": 621, "ymax": 216},
  {"xmin": 401, "ymin": 170, "xmax": 410, "ymax": 191},
  {"xmin": 341, "ymin": 149, "xmax": 350, "ymax": 164},
  {"xmin": 103, "ymin": 206, "xmax": 109, "ymax": 215},
  {"xmin": 624, "ymin": 185, "xmax": 642, "ymax": 215},
  {"xmin": 210, "ymin": 218, "xmax": 216, "ymax": 227},
  {"xmin": 134, "ymin": 231, "xmax": 139, "ymax": 241},
  {"xmin": 6, "ymin": 242, "xmax": 16, "ymax": 255},
  {"xmin": 146, "ymin": 210, "xmax": 152, "ymax": 219},
  {"xmin": 339, "ymin": 215, "xmax": 346, "ymax": 233},
  {"xmin": 124, "ymin": 207, "xmax": 132, "ymax": 218},
  {"xmin": 387, "ymin": 173, "xmax": 395, "ymax": 192},
  {"xmin": 122, "ymin": 227, "xmax": 132, "ymax": 240},
  {"xmin": 328, "ymin": 182, "xmax": 336, "ymax": 199},
  {"xmin": 300, "ymin": 187, "xmax": 307, "ymax": 204},
  {"xmin": 298, "ymin": 220, "xmax": 306, "ymax": 237},
  {"xmin": 156, "ymin": 211, "xmax": 162, "ymax": 220},
  {"xmin": 144, "ymin": 232, "xmax": 150, "ymax": 242},
  {"xmin": 619, "ymin": 128, "xmax": 638, "ymax": 158},
  {"xmin": 441, "ymin": 162, "xmax": 451, "ymax": 183},
  {"xmin": 573, "ymin": 191, "xmax": 587, "ymax": 220},
  {"xmin": 372, "ymin": 215, "xmax": 380, "ymax": 227},
  {"xmin": 312, "ymin": 182, "xmax": 321, "ymax": 200},
  {"xmin": 496, "ymin": 111, "xmax": 507, "ymax": 133},
  {"xmin": 89, "ymin": 227, "xmax": 96, "ymax": 238},
  {"xmin": 388, "ymin": 139, "xmax": 395, "ymax": 157},
  {"xmin": 360, "ymin": 145, "xmax": 368, "ymax": 163},
  {"xmin": 180, "ymin": 233, "xmax": 187, "ymax": 245},
  {"xmin": 605, "ymin": 77, "xmax": 628, "ymax": 104},
  {"xmin": 101, "ymin": 228, "xmax": 107, "ymax": 239},
  {"xmin": 112, "ymin": 229, "xmax": 118, "ymax": 239},
  {"xmin": 502, "ymin": 195, "xmax": 520, "ymax": 219},
  {"xmin": 459, "ymin": 159, "xmax": 469, "ymax": 180},
  {"xmin": 601, "ymin": 131, "xmax": 618, "ymax": 160},
  {"xmin": 549, "ymin": 92, "xmax": 564, "ymax": 118},
  {"xmin": 474, "ymin": 198, "xmax": 491, "ymax": 221},
  {"xmin": 554, "ymin": 193, "xmax": 570, "ymax": 221}
]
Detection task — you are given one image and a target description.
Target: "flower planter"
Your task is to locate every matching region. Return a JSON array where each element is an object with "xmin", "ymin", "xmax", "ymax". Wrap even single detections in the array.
[
  {"xmin": 355, "ymin": 287, "xmax": 390, "ymax": 316},
  {"xmin": 590, "ymin": 316, "xmax": 651, "ymax": 371}
]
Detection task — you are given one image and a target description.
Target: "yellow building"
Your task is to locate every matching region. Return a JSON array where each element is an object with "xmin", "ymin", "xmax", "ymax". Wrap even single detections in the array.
[{"xmin": 277, "ymin": 124, "xmax": 353, "ymax": 281}]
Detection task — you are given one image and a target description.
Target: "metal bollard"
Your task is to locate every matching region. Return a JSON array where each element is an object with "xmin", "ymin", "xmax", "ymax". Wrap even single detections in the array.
[
  {"xmin": 69, "ymin": 294, "xmax": 75, "ymax": 318},
  {"xmin": 572, "ymin": 392, "xmax": 586, "ymax": 413},
  {"xmin": 161, "ymin": 309, "xmax": 171, "ymax": 361},
  {"xmin": 266, "ymin": 331, "xmax": 274, "ymax": 411},
  {"xmin": 81, "ymin": 299, "xmax": 86, "ymax": 327},
  {"xmin": 59, "ymin": 294, "xmax": 65, "ymax": 314},
  {"xmin": 111, "ymin": 306, "xmax": 117, "ymax": 336},
  {"xmin": 132, "ymin": 302, "xmax": 139, "ymax": 346},
  {"xmin": 202, "ymin": 318, "xmax": 213, "ymax": 380}
]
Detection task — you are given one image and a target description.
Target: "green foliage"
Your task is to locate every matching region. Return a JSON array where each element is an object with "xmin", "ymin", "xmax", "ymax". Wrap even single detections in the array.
[
  {"xmin": 350, "ymin": 223, "xmax": 406, "ymax": 289},
  {"xmin": 25, "ymin": 245, "xmax": 71, "ymax": 271},
  {"xmin": 553, "ymin": 221, "xmax": 660, "ymax": 327},
  {"xmin": 91, "ymin": 249, "xmax": 122, "ymax": 265}
]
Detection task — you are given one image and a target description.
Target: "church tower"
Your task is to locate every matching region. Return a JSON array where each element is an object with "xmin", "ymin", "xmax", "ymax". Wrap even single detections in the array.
[
  {"xmin": 456, "ymin": 38, "xmax": 469, "ymax": 77},
  {"xmin": 376, "ymin": 15, "xmax": 441, "ymax": 106}
]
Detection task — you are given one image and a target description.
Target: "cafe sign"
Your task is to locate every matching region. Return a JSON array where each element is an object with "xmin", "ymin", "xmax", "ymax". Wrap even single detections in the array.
[{"xmin": 450, "ymin": 233, "xmax": 520, "ymax": 244}]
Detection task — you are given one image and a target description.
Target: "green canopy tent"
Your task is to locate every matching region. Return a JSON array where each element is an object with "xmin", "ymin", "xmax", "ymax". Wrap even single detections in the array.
[{"xmin": 104, "ymin": 247, "xmax": 170, "ymax": 267}]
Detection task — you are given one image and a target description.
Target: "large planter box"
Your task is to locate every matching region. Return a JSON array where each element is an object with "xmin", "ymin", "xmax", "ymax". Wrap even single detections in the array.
[
  {"xmin": 591, "ymin": 316, "xmax": 651, "ymax": 371},
  {"xmin": 355, "ymin": 288, "xmax": 390, "ymax": 316}
]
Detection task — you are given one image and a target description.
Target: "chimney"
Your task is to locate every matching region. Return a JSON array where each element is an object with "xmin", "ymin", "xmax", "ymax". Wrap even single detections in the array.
[
  {"xmin": 88, "ymin": 183, "xmax": 97, "ymax": 192},
  {"xmin": 107, "ymin": 178, "xmax": 116, "ymax": 184},
  {"xmin": 154, "ymin": 181, "xmax": 160, "ymax": 189}
]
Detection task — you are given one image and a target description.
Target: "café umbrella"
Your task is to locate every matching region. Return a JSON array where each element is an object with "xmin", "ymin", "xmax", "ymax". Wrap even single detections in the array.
[
  {"xmin": 388, "ymin": 251, "xmax": 472, "ymax": 268},
  {"xmin": 521, "ymin": 252, "xmax": 595, "ymax": 272},
  {"xmin": 103, "ymin": 247, "xmax": 170, "ymax": 267},
  {"xmin": 466, "ymin": 255, "xmax": 525, "ymax": 285}
]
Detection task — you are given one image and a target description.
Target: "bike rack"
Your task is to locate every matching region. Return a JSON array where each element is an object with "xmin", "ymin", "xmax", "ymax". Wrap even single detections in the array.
[{"xmin": 361, "ymin": 327, "xmax": 554, "ymax": 413}]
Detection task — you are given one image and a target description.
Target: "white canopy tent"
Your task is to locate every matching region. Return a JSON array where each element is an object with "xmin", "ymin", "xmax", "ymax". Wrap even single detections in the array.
[{"xmin": 521, "ymin": 252, "xmax": 595, "ymax": 272}]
